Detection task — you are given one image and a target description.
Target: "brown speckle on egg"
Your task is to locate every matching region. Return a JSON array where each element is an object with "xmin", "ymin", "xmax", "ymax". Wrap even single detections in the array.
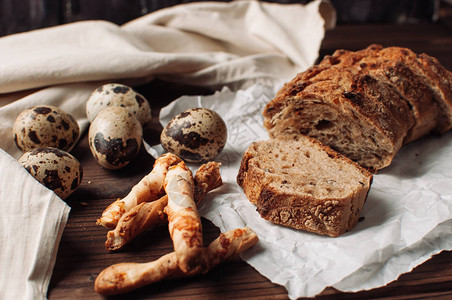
[
  {"xmin": 113, "ymin": 85, "xmax": 130, "ymax": 94},
  {"xmin": 92, "ymin": 133, "xmax": 140, "ymax": 168},
  {"xmin": 34, "ymin": 106, "xmax": 52, "ymax": 115},
  {"xmin": 135, "ymin": 94, "xmax": 145, "ymax": 107}
]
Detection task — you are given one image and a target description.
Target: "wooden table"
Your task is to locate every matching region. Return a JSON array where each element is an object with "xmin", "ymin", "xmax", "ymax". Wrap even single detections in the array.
[{"xmin": 47, "ymin": 19, "xmax": 452, "ymax": 299}]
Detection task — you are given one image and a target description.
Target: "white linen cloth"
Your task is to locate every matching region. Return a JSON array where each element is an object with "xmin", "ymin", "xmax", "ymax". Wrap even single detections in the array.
[
  {"xmin": 0, "ymin": 1, "xmax": 330, "ymax": 299},
  {"xmin": 0, "ymin": 148, "xmax": 70, "ymax": 299}
]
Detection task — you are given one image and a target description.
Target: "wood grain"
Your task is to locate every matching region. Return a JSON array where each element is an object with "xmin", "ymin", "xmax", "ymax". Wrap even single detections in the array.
[{"xmin": 48, "ymin": 20, "xmax": 452, "ymax": 299}]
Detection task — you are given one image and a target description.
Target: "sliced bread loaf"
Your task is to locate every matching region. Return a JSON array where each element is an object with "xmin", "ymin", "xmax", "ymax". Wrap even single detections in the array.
[
  {"xmin": 237, "ymin": 136, "xmax": 373, "ymax": 237},
  {"xmin": 263, "ymin": 45, "xmax": 452, "ymax": 171},
  {"xmin": 263, "ymin": 66, "xmax": 411, "ymax": 171}
]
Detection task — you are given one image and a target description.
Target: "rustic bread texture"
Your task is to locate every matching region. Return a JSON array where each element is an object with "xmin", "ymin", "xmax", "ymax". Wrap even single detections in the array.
[
  {"xmin": 264, "ymin": 66, "xmax": 410, "ymax": 170},
  {"xmin": 263, "ymin": 44, "xmax": 452, "ymax": 171},
  {"xmin": 379, "ymin": 46, "xmax": 452, "ymax": 132},
  {"xmin": 237, "ymin": 136, "xmax": 373, "ymax": 237},
  {"xmin": 318, "ymin": 44, "xmax": 444, "ymax": 142}
]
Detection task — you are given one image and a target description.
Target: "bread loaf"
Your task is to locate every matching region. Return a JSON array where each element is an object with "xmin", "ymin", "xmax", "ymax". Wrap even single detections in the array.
[
  {"xmin": 237, "ymin": 136, "xmax": 372, "ymax": 237},
  {"xmin": 263, "ymin": 44, "xmax": 452, "ymax": 171}
]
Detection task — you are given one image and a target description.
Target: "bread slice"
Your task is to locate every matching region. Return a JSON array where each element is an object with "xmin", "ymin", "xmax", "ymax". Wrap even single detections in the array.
[
  {"xmin": 237, "ymin": 136, "xmax": 373, "ymax": 237},
  {"xmin": 263, "ymin": 66, "xmax": 411, "ymax": 171}
]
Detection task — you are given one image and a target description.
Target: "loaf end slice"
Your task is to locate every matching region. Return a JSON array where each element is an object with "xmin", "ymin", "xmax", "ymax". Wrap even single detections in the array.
[{"xmin": 237, "ymin": 136, "xmax": 373, "ymax": 237}]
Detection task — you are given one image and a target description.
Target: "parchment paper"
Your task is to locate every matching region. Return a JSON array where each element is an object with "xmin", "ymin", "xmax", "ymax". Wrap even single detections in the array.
[{"xmin": 149, "ymin": 83, "xmax": 452, "ymax": 299}]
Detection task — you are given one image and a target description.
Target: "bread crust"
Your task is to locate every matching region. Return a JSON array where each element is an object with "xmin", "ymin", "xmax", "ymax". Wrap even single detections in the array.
[
  {"xmin": 379, "ymin": 46, "xmax": 452, "ymax": 132},
  {"xmin": 237, "ymin": 136, "xmax": 372, "ymax": 237},
  {"xmin": 323, "ymin": 44, "xmax": 452, "ymax": 133}
]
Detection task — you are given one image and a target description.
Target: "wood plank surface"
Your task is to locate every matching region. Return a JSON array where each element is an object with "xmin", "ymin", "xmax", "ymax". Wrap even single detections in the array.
[{"xmin": 48, "ymin": 20, "xmax": 452, "ymax": 299}]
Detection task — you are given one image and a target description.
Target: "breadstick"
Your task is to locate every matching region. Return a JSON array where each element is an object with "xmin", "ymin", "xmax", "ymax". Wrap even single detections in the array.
[
  {"xmin": 97, "ymin": 153, "xmax": 182, "ymax": 228},
  {"xmin": 105, "ymin": 196, "xmax": 168, "ymax": 251},
  {"xmin": 105, "ymin": 162, "xmax": 222, "ymax": 251},
  {"xmin": 94, "ymin": 227, "xmax": 258, "ymax": 296},
  {"xmin": 193, "ymin": 161, "xmax": 222, "ymax": 205},
  {"xmin": 202, "ymin": 227, "xmax": 259, "ymax": 271},
  {"xmin": 163, "ymin": 161, "xmax": 202, "ymax": 273}
]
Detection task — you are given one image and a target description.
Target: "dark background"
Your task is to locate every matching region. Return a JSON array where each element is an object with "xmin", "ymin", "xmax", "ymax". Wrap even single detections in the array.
[{"xmin": 0, "ymin": 0, "xmax": 445, "ymax": 37}]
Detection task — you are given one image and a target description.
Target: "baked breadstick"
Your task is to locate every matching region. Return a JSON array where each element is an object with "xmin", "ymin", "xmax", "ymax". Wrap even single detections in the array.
[
  {"xmin": 105, "ymin": 195, "xmax": 169, "ymax": 251},
  {"xmin": 194, "ymin": 161, "xmax": 222, "ymax": 205},
  {"xmin": 163, "ymin": 161, "xmax": 202, "ymax": 273},
  {"xmin": 94, "ymin": 227, "xmax": 258, "ymax": 296},
  {"xmin": 95, "ymin": 252, "xmax": 179, "ymax": 296},
  {"xmin": 203, "ymin": 227, "xmax": 259, "ymax": 270},
  {"xmin": 97, "ymin": 153, "xmax": 182, "ymax": 228},
  {"xmin": 105, "ymin": 162, "xmax": 222, "ymax": 251}
]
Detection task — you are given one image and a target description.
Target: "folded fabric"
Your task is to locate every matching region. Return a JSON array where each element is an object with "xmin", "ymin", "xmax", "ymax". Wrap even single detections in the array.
[
  {"xmin": 0, "ymin": 148, "xmax": 70, "ymax": 300},
  {"xmin": 0, "ymin": 1, "xmax": 332, "ymax": 299},
  {"xmin": 0, "ymin": 0, "xmax": 328, "ymax": 95}
]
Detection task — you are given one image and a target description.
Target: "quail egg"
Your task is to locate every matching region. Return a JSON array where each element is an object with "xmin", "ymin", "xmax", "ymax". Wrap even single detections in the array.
[
  {"xmin": 89, "ymin": 106, "xmax": 143, "ymax": 170},
  {"xmin": 13, "ymin": 105, "xmax": 80, "ymax": 152},
  {"xmin": 86, "ymin": 83, "xmax": 152, "ymax": 126},
  {"xmin": 19, "ymin": 147, "xmax": 83, "ymax": 200},
  {"xmin": 160, "ymin": 107, "xmax": 227, "ymax": 163}
]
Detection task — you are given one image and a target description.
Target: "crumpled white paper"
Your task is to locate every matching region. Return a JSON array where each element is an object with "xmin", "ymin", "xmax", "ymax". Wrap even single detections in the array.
[{"xmin": 150, "ymin": 84, "xmax": 452, "ymax": 299}]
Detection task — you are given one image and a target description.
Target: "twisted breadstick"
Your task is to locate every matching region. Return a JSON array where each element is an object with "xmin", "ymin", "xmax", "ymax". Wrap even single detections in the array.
[
  {"xmin": 105, "ymin": 196, "xmax": 168, "ymax": 251},
  {"xmin": 97, "ymin": 153, "xmax": 182, "ymax": 228},
  {"xmin": 95, "ymin": 227, "xmax": 258, "ymax": 296},
  {"xmin": 193, "ymin": 161, "xmax": 223, "ymax": 205},
  {"xmin": 163, "ymin": 161, "xmax": 202, "ymax": 273},
  {"xmin": 105, "ymin": 162, "xmax": 222, "ymax": 251}
]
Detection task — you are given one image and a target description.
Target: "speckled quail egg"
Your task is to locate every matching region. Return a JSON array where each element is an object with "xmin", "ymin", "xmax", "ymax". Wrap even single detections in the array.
[
  {"xmin": 18, "ymin": 147, "xmax": 83, "ymax": 200},
  {"xmin": 160, "ymin": 107, "xmax": 227, "ymax": 163},
  {"xmin": 89, "ymin": 106, "xmax": 143, "ymax": 170},
  {"xmin": 86, "ymin": 83, "xmax": 152, "ymax": 126},
  {"xmin": 13, "ymin": 105, "xmax": 80, "ymax": 152}
]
